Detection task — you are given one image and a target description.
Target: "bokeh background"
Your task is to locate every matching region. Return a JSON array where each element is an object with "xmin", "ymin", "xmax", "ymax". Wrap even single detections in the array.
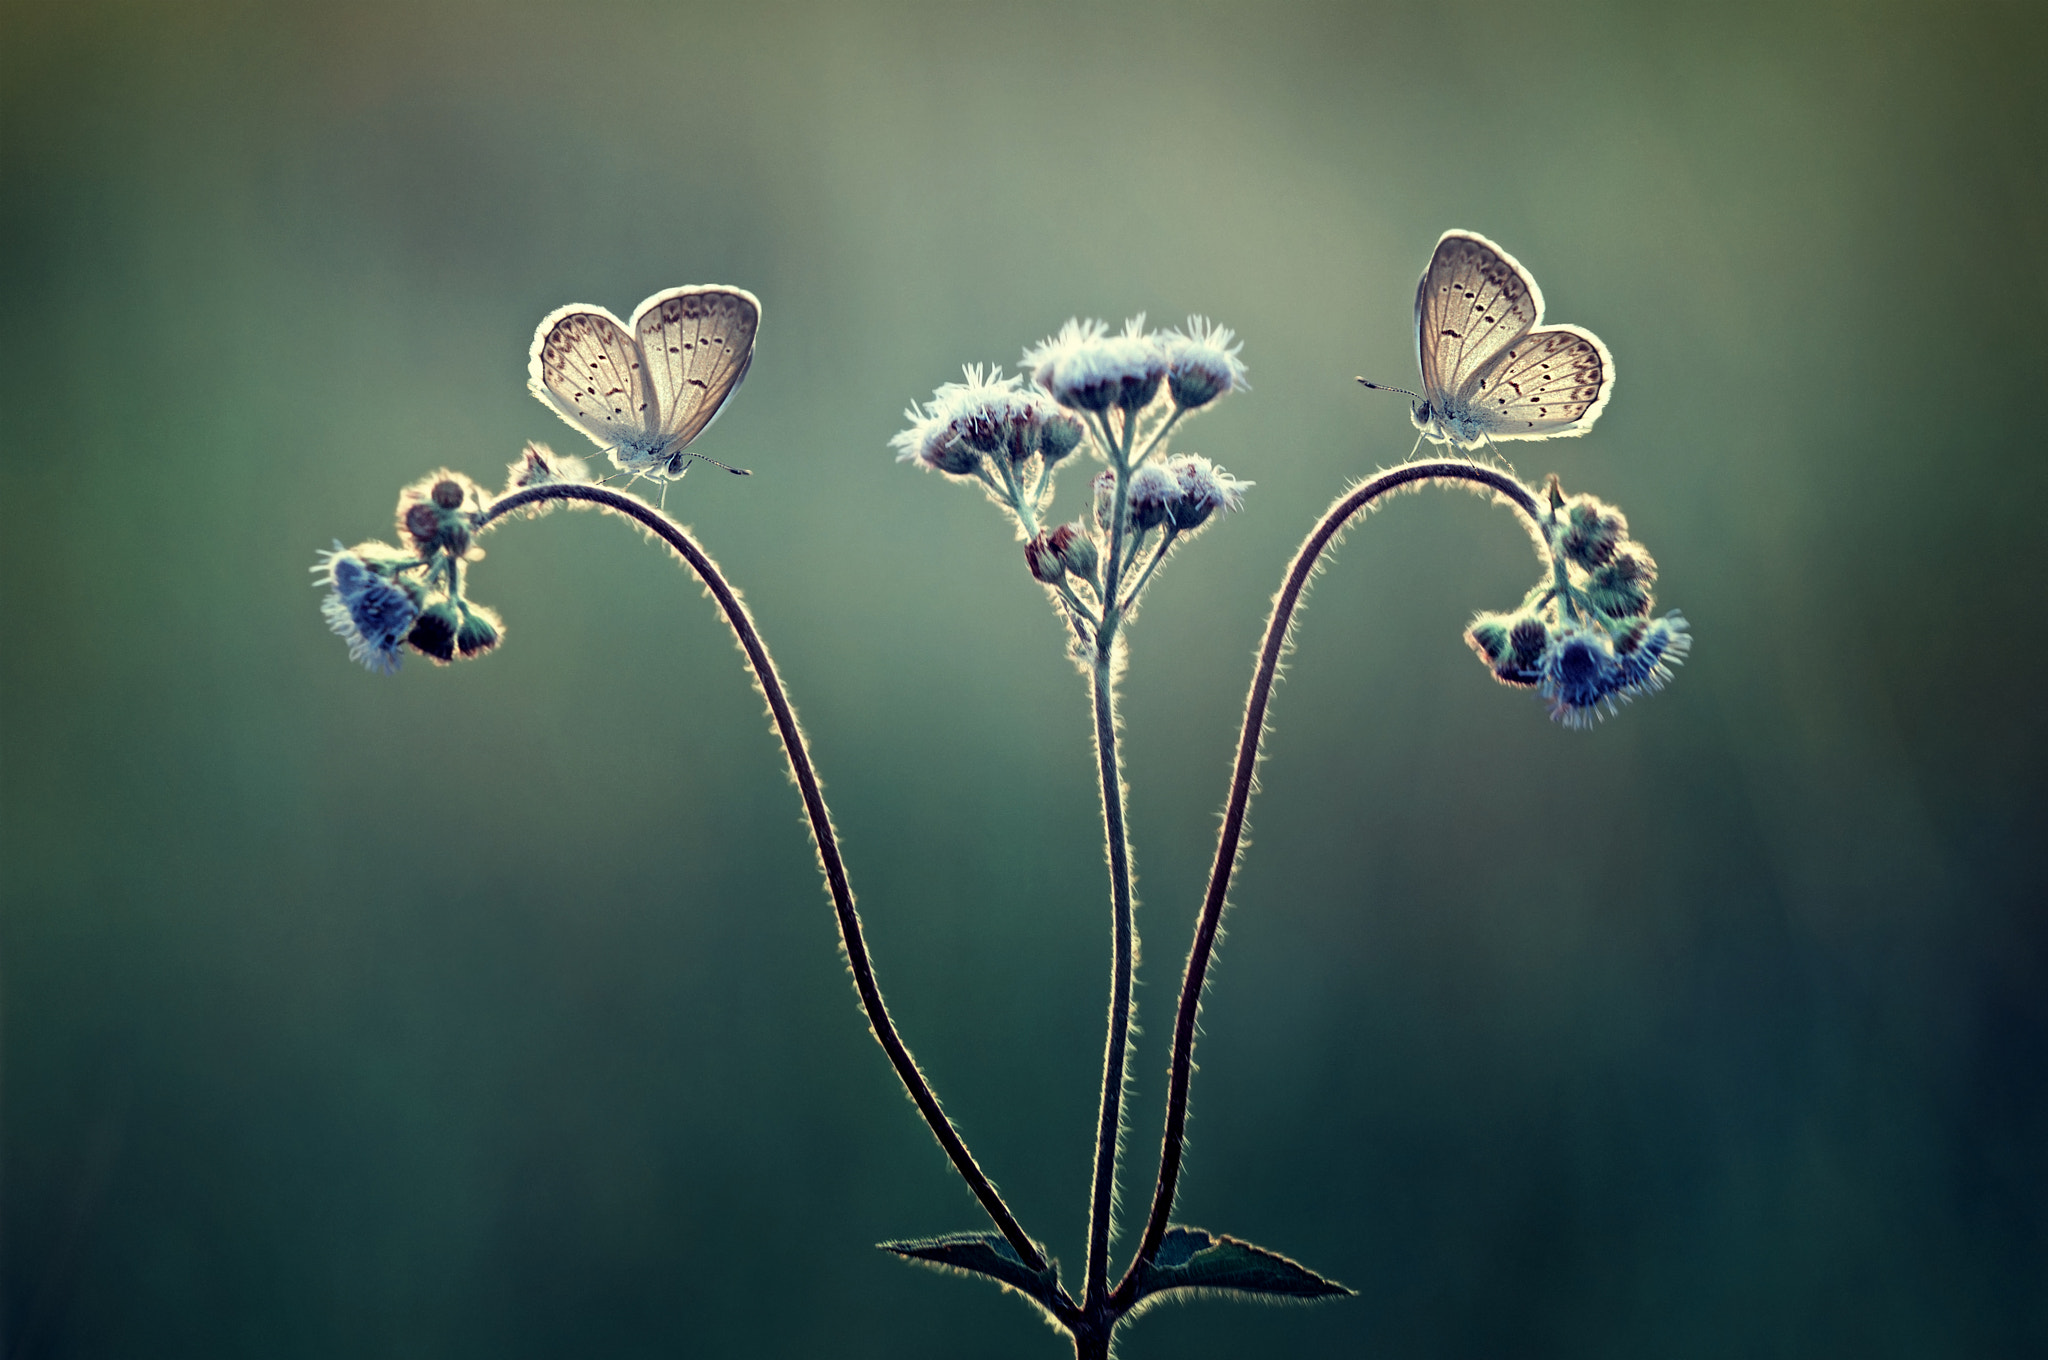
[{"xmin": 3, "ymin": 2, "xmax": 2044, "ymax": 1356}]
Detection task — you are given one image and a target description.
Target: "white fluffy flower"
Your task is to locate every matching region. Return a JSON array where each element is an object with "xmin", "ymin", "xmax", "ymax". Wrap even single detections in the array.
[
  {"xmin": 1023, "ymin": 316, "xmax": 1167, "ymax": 412},
  {"xmin": 1159, "ymin": 316, "xmax": 1248, "ymax": 409}
]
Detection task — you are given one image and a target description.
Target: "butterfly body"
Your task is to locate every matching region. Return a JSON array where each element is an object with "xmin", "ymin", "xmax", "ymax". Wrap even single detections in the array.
[
  {"xmin": 528, "ymin": 285, "xmax": 760, "ymax": 479},
  {"xmin": 1407, "ymin": 231, "xmax": 1612, "ymax": 451}
]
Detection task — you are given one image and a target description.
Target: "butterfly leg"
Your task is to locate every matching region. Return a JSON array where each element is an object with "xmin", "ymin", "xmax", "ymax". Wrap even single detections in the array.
[{"xmin": 1479, "ymin": 431, "xmax": 1520, "ymax": 478}]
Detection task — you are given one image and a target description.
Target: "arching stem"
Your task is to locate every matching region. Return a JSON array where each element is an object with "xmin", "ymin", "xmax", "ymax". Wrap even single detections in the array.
[
  {"xmin": 476, "ymin": 482, "xmax": 1056, "ymax": 1285},
  {"xmin": 1114, "ymin": 459, "xmax": 1543, "ymax": 1302}
]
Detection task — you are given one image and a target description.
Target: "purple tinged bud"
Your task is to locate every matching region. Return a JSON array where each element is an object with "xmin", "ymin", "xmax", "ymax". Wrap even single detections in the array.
[
  {"xmin": 395, "ymin": 470, "xmax": 484, "ymax": 557},
  {"xmin": 1025, "ymin": 533, "xmax": 1067, "ymax": 584},
  {"xmin": 404, "ymin": 502, "xmax": 441, "ymax": 544},
  {"xmin": 1049, "ymin": 522, "xmax": 1098, "ymax": 580}
]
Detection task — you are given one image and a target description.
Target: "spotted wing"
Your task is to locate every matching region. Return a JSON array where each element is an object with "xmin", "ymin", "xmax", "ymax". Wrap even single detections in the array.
[
  {"xmin": 528, "ymin": 305, "xmax": 656, "ymax": 451},
  {"xmin": 1415, "ymin": 230, "xmax": 1543, "ymax": 405},
  {"xmin": 1465, "ymin": 324, "xmax": 1613, "ymax": 441},
  {"xmin": 631, "ymin": 286, "xmax": 759, "ymax": 465}
]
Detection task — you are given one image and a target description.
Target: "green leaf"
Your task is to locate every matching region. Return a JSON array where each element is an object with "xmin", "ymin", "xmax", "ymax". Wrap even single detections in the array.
[
  {"xmin": 879, "ymin": 1232, "xmax": 1061, "ymax": 1307},
  {"xmin": 1132, "ymin": 1226, "xmax": 1350, "ymax": 1304}
]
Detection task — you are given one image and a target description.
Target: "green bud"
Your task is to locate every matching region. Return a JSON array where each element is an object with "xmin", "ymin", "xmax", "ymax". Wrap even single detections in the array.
[
  {"xmin": 1040, "ymin": 411, "xmax": 1085, "ymax": 465},
  {"xmin": 1466, "ymin": 611, "xmax": 1547, "ymax": 688},
  {"xmin": 408, "ymin": 600, "xmax": 460, "ymax": 663},
  {"xmin": 1584, "ymin": 546, "xmax": 1658, "ymax": 618},
  {"xmin": 1050, "ymin": 522, "xmax": 1097, "ymax": 581},
  {"xmin": 1560, "ymin": 495, "xmax": 1629, "ymax": 569},
  {"xmin": 455, "ymin": 603, "xmax": 502, "ymax": 658}
]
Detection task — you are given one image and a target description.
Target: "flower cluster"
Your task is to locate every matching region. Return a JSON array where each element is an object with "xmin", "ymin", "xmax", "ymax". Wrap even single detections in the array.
[
  {"xmin": 894, "ymin": 316, "xmax": 1251, "ymax": 655},
  {"xmin": 1464, "ymin": 479, "xmax": 1689, "ymax": 726},
  {"xmin": 314, "ymin": 469, "xmax": 520, "ymax": 673}
]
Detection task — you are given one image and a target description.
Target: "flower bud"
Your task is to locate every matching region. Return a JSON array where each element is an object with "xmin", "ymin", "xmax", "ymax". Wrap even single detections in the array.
[
  {"xmin": 1559, "ymin": 496, "xmax": 1629, "ymax": 569},
  {"xmin": 1584, "ymin": 546, "xmax": 1658, "ymax": 618},
  {"xmin": 507, "ymin": 441, "xmax": 590, "ymax": 492},
  {"xmin": 1466, "ymin": 611, "xmax": 1547, "ymax": 687},
  {"xmin": 456, "ymin": 603, "xmax": 503, "ymax": 658},
  {"xmin": 396, "ymin": 471, "xmax": 484, "ymax": 558},
  {"xmin": 1039, "ymin": 410, "xmax": 1085, "ymax": 465},
  {"xmin": 1024, "ymin": 532, "xmax": 1067, "ymax": 584},
  {"xmin": 404, "ymin": 502, "xmax": 442, "ymax": 543},
  {"xmin": 1049, "ymin": 522, "xmax": 1098, "ymax": 580},
  {"xmin": 408, "ymin": 600, "xmax": 460, "ymax": 663},
  {"xmin": 1093, "ymin": 470, "xmax": 1120, "ymax": 534},
  {"xmin": 925, "ymin": 434, "xmax": 982, "ymax": 476},
  {"xmin": 1126, "ymin": 463, "xmax": 1176, "ymax": 531}
]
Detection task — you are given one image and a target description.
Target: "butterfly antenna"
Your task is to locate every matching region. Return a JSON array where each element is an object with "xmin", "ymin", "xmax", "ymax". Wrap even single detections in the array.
[
  {"xmin": 1356, "ymin": 378, "xmax": 1422, "ymax": 400},
  {"xmin": 689, "ymin": 450, "xmax": 752, "ymax": 477}
]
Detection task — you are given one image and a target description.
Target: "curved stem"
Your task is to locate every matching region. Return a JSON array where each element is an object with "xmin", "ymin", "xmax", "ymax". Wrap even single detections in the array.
[
  {"xmin": 476, "ymin": 483, "xmax": 1054, "ymax": 1281},
  {"xmin": 1084, "ymin": 643, "xmax": 1136, "ymax": 1313},
  {"xmin": 1115, "ymin": 459, "xmax": 1542, "ymax": 1300}
]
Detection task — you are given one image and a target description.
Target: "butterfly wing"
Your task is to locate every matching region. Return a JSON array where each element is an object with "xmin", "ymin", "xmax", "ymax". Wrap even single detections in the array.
[
  {"xmin": 1415, "ymin": 230, "xmax": 1543, "ymax": 405},
  {"xmin": 1462, "ymin": 323, "xmax": 1614, "ymax": 441},
  {"xmin": 528, "ymin": 305, "xmax": 658, "ymax": 461},
  {"xmin": 630, "ymin": 286, "xmax": 760, "ymax": 477}
]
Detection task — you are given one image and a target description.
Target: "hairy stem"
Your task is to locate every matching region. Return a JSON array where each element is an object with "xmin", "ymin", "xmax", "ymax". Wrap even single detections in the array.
[
  {"xmin": 1116, "ymin": 459, "xmax": 1542, "ymax": 1298},
  {"xmin": 1085, "ymin": 641, "xmax": 1136, "ymax": 1313},
  {"xmin": 477, "ymin": 482, "xmax": 1054, "ymax": 1280}
]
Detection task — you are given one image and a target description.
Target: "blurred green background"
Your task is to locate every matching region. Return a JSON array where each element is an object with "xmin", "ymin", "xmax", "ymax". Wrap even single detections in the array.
[{"xmin": 3, "ymin": 1, "xmax": 2043, "ymax": 1356}]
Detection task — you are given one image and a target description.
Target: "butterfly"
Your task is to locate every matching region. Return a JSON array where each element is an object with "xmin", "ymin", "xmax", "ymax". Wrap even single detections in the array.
[
  {"xmin": 1360, "ymin": 230, "xmax": 1612, "ymax": 451},
  {"xmin": 528, "ymin": 285, "xmax": 760, "ymax": 479}
]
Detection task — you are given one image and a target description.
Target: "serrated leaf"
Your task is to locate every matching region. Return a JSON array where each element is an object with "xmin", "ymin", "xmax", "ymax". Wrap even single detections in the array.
[
  {"xmin": 1132, "ymin": 1226, "xmax": 1350, "ymax": 1303},
  {"xmin": 879, "ymin": 1231, "xmax": 1060, "ymax": 1304}
]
